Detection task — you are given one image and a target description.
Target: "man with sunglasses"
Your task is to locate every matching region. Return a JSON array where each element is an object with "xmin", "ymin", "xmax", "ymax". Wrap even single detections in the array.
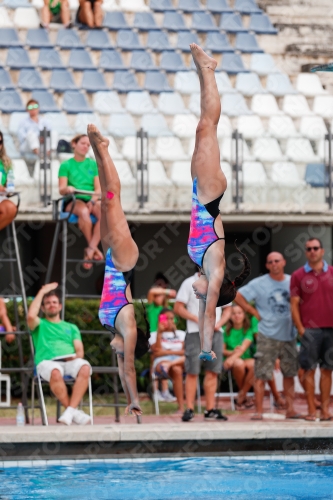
[
  {"xmin": 290, "ymin": 237, "xmax": 333, "ymax": 421},
  {"xmin": 18, "ymin": 99, "xmax": 52, "ymax": 159},
  {"xmin": 235, "ymin": 252, "xmax": 299, "ymax": 420}
]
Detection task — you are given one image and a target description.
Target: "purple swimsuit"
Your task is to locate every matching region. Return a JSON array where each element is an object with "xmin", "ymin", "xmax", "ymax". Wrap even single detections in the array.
[
  {"xmin": 99, "ymin": 248, "xmax": 133, "ymax": 332},
  {"xmin": 187, "ymin": 178, "xmax": 224, "ymax": 268}
]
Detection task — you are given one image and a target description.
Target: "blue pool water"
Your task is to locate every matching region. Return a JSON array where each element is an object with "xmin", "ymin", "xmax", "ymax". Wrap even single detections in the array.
[{"xmin": 1, "ymin": 458, "xmax": 333, "ymax": 499}]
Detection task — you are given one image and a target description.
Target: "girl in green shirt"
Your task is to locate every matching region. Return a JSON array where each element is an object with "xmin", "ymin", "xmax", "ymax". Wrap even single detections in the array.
[
  {"xmin": 58, "ymin": 134, "xmax": 103, "ymax": 269},
  {"xmin": 223, "ymin": 304, "xmax": 255, "ymax": 408},
  {"xmin": 0, "ymin": 131, "xmax": 17, "ymax": 231}
]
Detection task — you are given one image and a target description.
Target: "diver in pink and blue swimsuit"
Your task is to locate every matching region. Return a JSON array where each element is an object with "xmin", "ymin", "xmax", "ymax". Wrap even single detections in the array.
[
  {"xmin": 188, "ymin": 177, "xmax": 225, "ymax": 269},
  {"xmin": 99, "ymin": 248, "xmax": 133, "ymax": 337},
  {"xmin": 88, "ymin": 124, "xmax": 149, "ymax": 417},
  {"xmin": 186, "ymin": 44, "xmax": 250, "ymax": 364}
]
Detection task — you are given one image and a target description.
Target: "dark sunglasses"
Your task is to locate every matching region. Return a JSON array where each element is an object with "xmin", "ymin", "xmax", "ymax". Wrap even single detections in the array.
[
  {"xmin": 267, "ymin": 259, "xmax": 282, "ymax": 264},
  {"xmin": 0, "ymin": 140, "xmax": 3, "ymax": 145},
  {"xmin": 306, "ymin": 246, "xmax": 321, "ymax": 252}
]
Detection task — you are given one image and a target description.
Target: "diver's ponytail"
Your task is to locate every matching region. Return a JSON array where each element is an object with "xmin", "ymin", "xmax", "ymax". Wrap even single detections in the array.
[
  {"xmin": 233, "ymin": 241, "xmax": 251, "ymax": 288},
  {"xmin": 216, "ymin": 240, "xmax": 251, "ymax": 307}
]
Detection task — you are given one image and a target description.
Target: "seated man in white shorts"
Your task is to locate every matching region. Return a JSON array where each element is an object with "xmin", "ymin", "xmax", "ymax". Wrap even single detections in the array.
[{"xmin": 27, "ymin": 282, "xmax": 92, "ymax": 425}]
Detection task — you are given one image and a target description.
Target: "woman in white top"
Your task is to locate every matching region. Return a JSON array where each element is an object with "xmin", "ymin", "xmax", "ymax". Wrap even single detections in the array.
[{"xmin": 150, "ymin": 309, "xmax": 185, "ymax": 413}]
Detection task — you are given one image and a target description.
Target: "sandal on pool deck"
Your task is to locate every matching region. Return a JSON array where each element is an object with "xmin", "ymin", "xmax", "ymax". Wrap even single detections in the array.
[
  {"xmin": 250, "ymin": 413, "xmax": 263, "ymax": 420},
  {"xmin": 286, "ymin": 414, "xmax": 304, "ymax": 420}
]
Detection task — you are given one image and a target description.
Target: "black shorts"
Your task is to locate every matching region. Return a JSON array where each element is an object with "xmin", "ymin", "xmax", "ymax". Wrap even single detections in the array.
[
  {"xmin": 63, "ymin": 197, "xmax": 89, "ymax": 211},
  {"xmin": 185, "ymin": 331, "xmax": 223, "ymax": 375},
  {"xmin": 299, "ymin": 328, "xmax": 333, "ymax": 370}
]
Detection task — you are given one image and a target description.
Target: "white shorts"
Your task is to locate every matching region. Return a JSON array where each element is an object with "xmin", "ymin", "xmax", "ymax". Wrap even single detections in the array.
[{"xmin": 37, "ymin": 358, "xmax": 92, "ymax": 382}]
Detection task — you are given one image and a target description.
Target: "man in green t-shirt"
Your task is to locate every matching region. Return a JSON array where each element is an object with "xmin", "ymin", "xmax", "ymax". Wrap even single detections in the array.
[{"xmin": 27, "ymin": 283, "xmax": 92, "ymax": 426}]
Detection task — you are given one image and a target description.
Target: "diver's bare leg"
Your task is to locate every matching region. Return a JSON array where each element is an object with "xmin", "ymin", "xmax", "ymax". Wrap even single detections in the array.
[
  {"xmin": 87, "ymin": 124, "xmax": 138, "ymax": 270},
  {"xmin": 190, "ymin": 44, "xmax": 226, "ymax": 202}
]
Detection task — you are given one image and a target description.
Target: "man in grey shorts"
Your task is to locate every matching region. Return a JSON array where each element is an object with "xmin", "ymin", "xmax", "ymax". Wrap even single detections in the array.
[
  {"xmin": 174, "ymin": 272, "xmax": 231, "ymax": 422},
  {"xmin": 235, "ymin": 252, "xmax": 300, "ymax": 420},
  {"xmin": 27, "ymin": 282, "xmax": 92, "ymax": 426}
]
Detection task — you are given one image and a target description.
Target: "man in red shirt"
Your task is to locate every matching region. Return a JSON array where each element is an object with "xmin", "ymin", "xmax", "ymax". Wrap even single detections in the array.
[{"xmin": 290, "ymin": 237, "xmax": 333, "ymax": 421}]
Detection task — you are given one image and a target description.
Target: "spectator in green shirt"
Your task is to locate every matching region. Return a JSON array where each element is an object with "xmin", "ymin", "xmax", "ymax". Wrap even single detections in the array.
[
  {"xmin": 27, "ymin": 282, "xmax": 92, "ymax": 426},
  {"xmin": 58, "ymin": 134, "xmax": 103, "ymax": 269},
  {"xmin": 0, "ymin": 131, "xmax": 17, "ymax": 231},
  {"xmin": 223, "ymin": 304, "xmax": 255, "ymax": 408},
  {"xmin": 146, "ymin": 286, "xmax": 177, "ymax": 332}
]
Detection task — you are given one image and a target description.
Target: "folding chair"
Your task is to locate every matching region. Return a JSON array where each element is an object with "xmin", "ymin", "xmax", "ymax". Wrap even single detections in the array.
[
  {"xmin": 152, "ymin": 369, "xmax": 201, "ymax": 416},
  {"xmin": 0, "ymin": 340, "xmax": 11, "ymax": 407},
  {"xmin": 31, "ymin": 367, "xmax": 93, "ymax": 426}
]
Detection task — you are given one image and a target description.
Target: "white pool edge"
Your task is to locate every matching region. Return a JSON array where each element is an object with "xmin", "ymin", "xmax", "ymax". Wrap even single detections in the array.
[{"xmin": 1, "ymin": 454, "xmax": 333, "ymax": 467}]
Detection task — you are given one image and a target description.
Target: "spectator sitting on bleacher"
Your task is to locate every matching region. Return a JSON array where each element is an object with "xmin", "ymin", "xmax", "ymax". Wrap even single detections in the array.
[
  {"xmin": 0, "ymin": 132, "xmax": 17, "ymax": 231},
  {"xmin": 146, "ymin": 276, "xmax": 177, "ymax": 332},
  {"xmin": 58, "ymin": 134, "xmax": 103, "ymax": 269},
  {"xmin": 27, "ymin": 282, "xmax": 92, "ymax": 426},
  {"xmin": 223, "ymin": 304, "xmax": 255, "ymax": 409},
  {"xmin": 0, "ymin": 298, "xmax": 15, "ymax": 344},
  {"xmin": 41, "ymin": 0, "xmax": 72, "ymax": 29},
  {"xmin": 18, "ymin": 100, "xmax": 51, "ymax": 160},
  {"xmin": 76, "ymin": 0, "xmax": 103, "ymax": 28},
  {"xmin": 150, "ymin": 308, "xmax": 185, "ymax": 413}
]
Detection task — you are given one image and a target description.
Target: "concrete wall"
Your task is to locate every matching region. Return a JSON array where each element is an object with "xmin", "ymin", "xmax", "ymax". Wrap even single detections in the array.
[{"xmin": 0, "ymin": 220, "xmax": 332, "ymax": 299}]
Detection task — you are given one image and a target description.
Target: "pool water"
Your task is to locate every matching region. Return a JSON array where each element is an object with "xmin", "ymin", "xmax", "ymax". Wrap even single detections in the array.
[{"xmin": 1, "ymin": 458, "xmax": 333, "ymax": 499}]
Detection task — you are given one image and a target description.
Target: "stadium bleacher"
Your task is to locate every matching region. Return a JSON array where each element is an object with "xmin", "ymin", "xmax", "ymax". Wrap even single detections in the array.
[{"xmin": 0, "ymin": 0, "xmax": 331, "ymax": 211}]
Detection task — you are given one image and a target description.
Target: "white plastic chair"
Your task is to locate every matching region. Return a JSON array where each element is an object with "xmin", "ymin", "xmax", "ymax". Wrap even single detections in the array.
[
  {"xmin": 236, "ymin": 72, "xmax": 265, "ymax": 96},
  {"xmin": 155, "ymin": 136, "xmax": 188, "ymax": 161},
  {"xmin": 216, "ymin": 72, "xmax": 235, "ymax": 94},
  {"xmin": 122, "ymin": 136, "xmax": 157, "ymax": 161},
  {"xmin": 126, "ymin": 91, "xmax": 155, "ymax": 115},
  {"xmin": 222, "ymin": 92, "xmax": 252, "ymax": 116},
  {"xmin": 108, "ymin": 113, "xmax": 136, "ymax": 137},
  {"xmin": 266, "ymin": 73, "xmax": 297, "ymax": 96},
  {"xmin": 283, "ymin": 94, "xmax": 313, "ymax": 118},
  {"xmin": 174, "ymin": 71, "xmax": 200, "ymax": 94},
  {"xmin": 243, "ymin": 161, "xmax": 267, "ymax": 185},
  {"xmin": 299, "ymin": 116, "xmax": 327, "ymax": 141},
  {"xmin": 118, "ymin": 0, "xmax": 148, "ymax": 11},
  {"xmin": 9, "ymin": 112, "xmax": 28, "ymax": 135},
  {"xmin": 0, "ymin": 341, "xmax": 10, "ymax": 407},
  {"xmin": 251, "ymin": 93, "xmax": 281, "ymax": 116},
  {"xmin": 313, "ymin": 95, "xmax": 333, "ymax": 118},
  {"xmin": 271, "ymin": 161, "xmax": 303, "ymax": 187},
  {"xmin": 146, "ymin": 160, "xmax": 172, "ymax": 207},
  {"xmin": 158, "ymin": 92, "xmax": 187, "ymax": 115},
  {"xmin": 13, "ymin": 7, "xmax": 39, "ymax": 28},
  {"xmin": 253, "ymin": 137, "xmax": 285, "ymax": 162},
  {"xmin": 93, "ymin": 91, "xmax": 125, "ymax": 114},
  {"xmin": 296, "ymin": 73, "xmax": 327, "ymax": 97},
  {"xmin": 286, "ymin": 138, "xmax": 319, "ymax": 163},
  {"xmin": 268, "ymin": 115, "xmax": 298, "ymax": 139},
  {"xmin": 172, "ymin": 113, "xmax": 198, "ymax": 138},
  {"xmin": 250, "ymin": 53, "xmax": 278, "ymax": 75},
  {"xmin": 237, "ymin": 115, "xmax": 264, "ymax": 139},
  {"xmin": 75, "ymin": 113, "xmax": 104, "ymax": 134},
  {"xmin": 270, "ymin": 161, "xmax": 309, "ymax": 208},
  {"xmin": 102, "ymin": 0, "xmax": 120, "ymax": 11},
  {"xmin": 170, "ymin": 160, "xmax": 192, "ymax": 208},
  {"xmin": 243, "ymin": 161, "xmax": 268, "ymax": 205},
  {"xmin": 221, "ymin": 138, "xmax": 254, "ymax": 162},
  {"xmin": 141, "ymin": 113, "xmax": 172, "ymax": 137},
  {"xmin": 0, "ymin": 6, "xmax": 13, "ymax": 27}
]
